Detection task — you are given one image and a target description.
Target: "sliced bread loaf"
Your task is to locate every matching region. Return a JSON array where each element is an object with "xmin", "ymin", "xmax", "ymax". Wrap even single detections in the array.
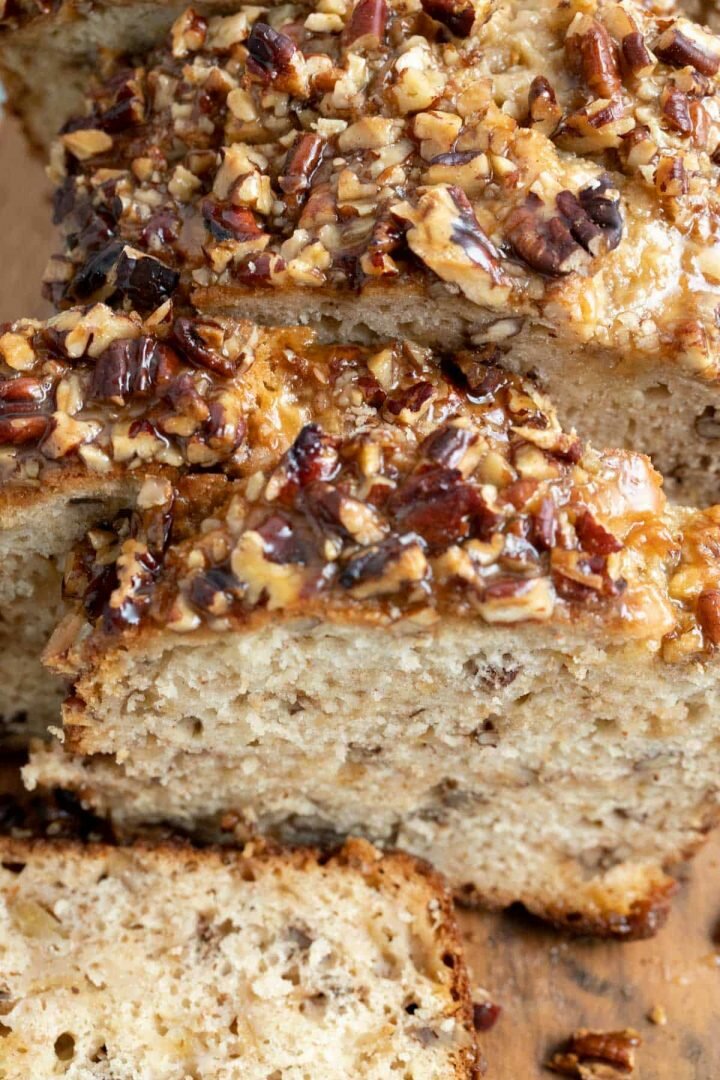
[
  {"xmin": 0, "ymin": 835, "xmax": 478, "ymax": 1078},
  {"xmin": 26, "ymin": 343, "xmax": 720, "ymax": 937},
  {"xmin": 41, "ymin": 0, "xmax": 720, "ymax": 502}
]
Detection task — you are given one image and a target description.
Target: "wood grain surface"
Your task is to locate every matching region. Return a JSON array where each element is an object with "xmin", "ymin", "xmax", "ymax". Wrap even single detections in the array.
[{"xmin": 1, "ymin": 110, "xmax": 719, "ymax": 1079}]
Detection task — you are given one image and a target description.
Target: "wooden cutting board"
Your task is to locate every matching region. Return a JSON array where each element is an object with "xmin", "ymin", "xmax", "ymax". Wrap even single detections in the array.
[{"xmin": 1, "ymin": 113, "xmax": 719, "ymax": 1079}]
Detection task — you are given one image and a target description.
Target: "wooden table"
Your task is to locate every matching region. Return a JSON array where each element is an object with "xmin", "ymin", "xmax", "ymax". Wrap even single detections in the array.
[{"xmin": 1, "ymin": 112, "xmax": 719, "ymax": 1078}]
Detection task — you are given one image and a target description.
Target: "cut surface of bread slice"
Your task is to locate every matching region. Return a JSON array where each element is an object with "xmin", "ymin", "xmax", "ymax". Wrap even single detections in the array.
[
  {"xmin": 44, "ymin": 0, "xmax": 720, "ymax": 501},
  {"xmin": 0, "ymin": 836, "xmax": 478, "ymax": 1079},
  {"xmin": 29, "ymin": 343, "xmax": 720, "ymax": 937},
  {"xmin": 0, "ymin": 303, "xmax": 375, "ymax": 740}
]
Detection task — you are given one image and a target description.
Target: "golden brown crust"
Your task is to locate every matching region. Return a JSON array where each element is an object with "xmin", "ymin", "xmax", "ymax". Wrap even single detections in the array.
[{"xmin": 44, "ymin": 0, "xmax": 720, "ymax": 374}]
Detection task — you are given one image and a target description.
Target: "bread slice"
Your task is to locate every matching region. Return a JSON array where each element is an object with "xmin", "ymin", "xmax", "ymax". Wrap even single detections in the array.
[
  {"xmin": 0, "ymin": 302, "xmax": 340, "ymax": 741},
  {"xmin": 24, "ymin": 335, "xmax": 720, "ymax": 938},
  {"xmin": 42, "ymin": 0, "xmax": 720, "ymax": 502},
  {"xmin": 0, "ymin": 836, "xmax": 478, "ymax": 1079}
]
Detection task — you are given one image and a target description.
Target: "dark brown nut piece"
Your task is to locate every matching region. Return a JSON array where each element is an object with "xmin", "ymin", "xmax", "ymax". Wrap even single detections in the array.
[
  {"xmin": 384, "ymin": 381, "xmax": 434, "ymax": 420},
  {"xmin": 661, "ymin": 87, "xmax": 692, "ymax": 135},
  {"xmin": 339, "ymin": 536, "xmax": 427, "ymax": 598},
  {"xmin": 94, "ymin": 68, "xmax": 146, "ymax": 133},
  {"xmin": 173, "ymin": 317, "xmax": 236, "ymax": 377},
  {"xmin": 506, "ymin": 195, "xmax": 586, "ymax": 276},
  {"xmin": 655, "ymin": 26, "xmax": 720, "ymax": 77},
  {"xmin": 387, "ymin": 467, "xmax": 497, "ymax": 553},
  {"xmin": 557, "ymin": 178, "xmax": 623, "ymax": 256},
  {"xmin": 267, "ymin": 424, "xmax": 341, "ymax": 504},
  {"xmin": 547, "ymin": 1028, "xmax": 641, "ymax": 1076},
  {"xmin": 472, "ymin": 1002, "xmax": 501, "ymax": 1032},
  {"xmin": 530, "ymin": 497, "xmax": 557, "ymax": 551},
  {"xmin": 696, "ymin": 590, "xmax": 720, "ymax": 646},
  {"xmin": 343, "ymin": 0, "xmax": 388, "ymax": 49},
  {"xmin": 66, "ymin": 241, "xmax": 125, "ymax": 302},
  {"xmin": 278, "ymin": 134, "xmax": 325, "ymax": 212},
  {"xmin": 574, "ymin": 510, "xmax": 622, "ymax": 555},
  {"xmin": 0, "ymin": 377, "xmax": 47, "ymax": 411},
  {"xmin": 566, "ymin": 16, "xmax": 621, "ymax": 99},
  {"xmin": 655, "ymin": 155, "xmax": 688, "ymax": 199},
  {"xmin": 256, "ymin": 514, "xmax": 310, "ymax": 565},
  {"xmin": 527, "ymin": 76, "xmax": 562, "ymax": 135},
  {"xmin": 90, "ymin": 337, "xmax": 181, "ymax": 403},
  {"xmin": 202, "ymin": 200, "xmax": 266, "ymax": 243},
  {"xmin": 420, "ymin": 0, "xmax": 475, "ymax": 39},
  {"xmin": 113, "ymin": 248, "xmax": 180, "ymax": 311},
  {"xmin": 621, "ymin": 32, "xmax": 655, "ymax": 78},
  {"xmin": 246, "ymin": 22, "xmax": 298, "ymax": 78},
  {"xmin": 421, "ymin": 424, "xmax": 478, "ymax": 469},
  {"xmin": 0, "ymin": 415, "xmax": 48, "ymax": 445}
]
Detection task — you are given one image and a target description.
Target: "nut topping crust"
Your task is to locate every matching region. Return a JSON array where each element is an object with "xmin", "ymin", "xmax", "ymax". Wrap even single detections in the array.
[
  {"xmin": 49, "ymin": 328, "xmax": 720, "ymax": 661},
  {"xmin": 43, "ymin": 0, "xmax": 720, "ymax": 374}
]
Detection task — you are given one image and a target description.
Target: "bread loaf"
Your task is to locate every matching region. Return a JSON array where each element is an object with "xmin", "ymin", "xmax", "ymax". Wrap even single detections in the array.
[
  {"xmin": 40, "ymin": 0, "xmax": 720, "ymax": 502},
  {"xmin": 25, "ymin": 336, "xmax": 720, "ymax": 938},
  {"xmin": 0, "ymin": 835, "xmax": 478, "ymax": 1078}
]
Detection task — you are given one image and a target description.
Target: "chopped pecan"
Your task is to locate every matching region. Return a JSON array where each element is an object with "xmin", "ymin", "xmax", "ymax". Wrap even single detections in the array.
[
  {"xmin": 655, "ymin": 26, "xmax": 720, "ymax": 77},
  {"xmin": 267, "ymin": 424, "xmax": 341, "ymax": 504},
  {"xmin": 566, "ymin": 16, "xmax": 621, "ymax": 99},
  {"xmin": 655, "ymin": 155, "xmax": 687, "ymax": 199},
  {"xmin": 661, "ymin": 87, "xmax": 692, "ymax": 135},
  {"xmin": 557, "ymin": 178, "xmax": 623, "ymax": 257},
  {"xmin": 343, "ymin": 0, "xmax": 388, "ymax": 49},
  {"xmin": 339, "ymin": 536, "xmax": 427, "ymax": 598},
  {"xmin": 421, "ymin": 424, "xmax": 478, "ymax": 469},
  {"xmin": 173, "ymin": 318, "xmax": 237, "ymax": 378},
  {"xmin": 420, "ymin": 0, "xmax": 475, "ymax": 39},
  {"xmin": 574, "ymin": 510, "xmax": 622, "ymax": 555},
  {"xmin": 0, "ymin": 376, "xmax": 47, "ymax": 411},
  {"xmin": 385, "ymin": 381, "xmax": 434, "ymax": 420},
  {"xmin": 278, "ymin": 134, "xmax": 325, "ymax": 212},
  {"xmin": 696, "ymin": 590, "xmax": 720, "ymax": 646},
  {"xmin": 527, "ymin": 76, "xmax": 561, "ymax": 135},
  {"xmin": 0, "ymin": 415, "xmax": 48, "ymax": 445},
  {"xmin": 66, "ymin": 241, "xmax": 125, "ymax": 302},
  {"xmin": 202, "ymin": 200, "xmax": 265, "ymax": 243},
  {"xmin": 113, "ymin": 248, "xmax": 180, "ymax": 311},
  {"xmin": 256, "ymin": 515, "xmax": 310, "ymax": 565},
  {"xmin": 94, "ymin": 68, "xmax": 146, "ymax": 133},
  {"xmin": 448, "ymin": 186, "xmax": 507, "ymax": 286},
  {"xmin": 547, "ymin": 1028, "xmax": 640, "ymax": 1076},
  {"xmin": 387, "ymin": 467, "xmax": 496, "ymax": 553},
  {"xmin": 530, "ymin": 497, "xmax": 557, "ymax": 551},
  {"xmin": 246, "ymin": 22, "xmax": 298, "ymax": 78},
  {"xmin": 621, "ymin": 32, "xmax": 654, "ymax": 78},
  {"xmin": 472, "ymin": 1002, "xmax": 501, "ymax": 1032},
  {"xmin": 90, "ymin": 337, "xmax": 181, "ymax": 403}
]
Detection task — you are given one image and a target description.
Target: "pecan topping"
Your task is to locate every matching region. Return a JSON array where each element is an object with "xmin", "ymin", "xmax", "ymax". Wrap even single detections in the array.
[
  {"xmin": 278, "ymin": 134, "xmax": 325, "ymax": 211},
  {"xmin": 420, "ymin": 0, "xmax": 475, "ymax": 39},
  {"xmin": 387, "ymin": 467, "xmax": 495, "ymax": 553},
  {"xmin": 343, "ymin": 0, "xmax": 387, "ymax": 50},
  {"xmin": 246, "ymin": 22, "xmax": 298, "ymax": 78},
  {"xmin": 448, "ymin": 187, "xmax": 507, "ymax": 286},
  {"xmin": 339, "ymin": 537, "xmax": 427, "ymax": 598},
  {"xmin": 661, "ymin": 87, "xmax": 692, "ymax": 136},
  {"xmin": 173, "ymin": 317, "xmax": 237, "ymax": 378},
  {"xmin": 90, "ymin": 338, "xmax": 180, "ymax": 403},
  {"xmin": 202, "ymin": 200, "xmax": 265, "ymax": 243},
  {"xmin": 527, "ymin": 76, "xmax": 561, "ymax": 135},
  {"xmin": 547, "ymin": 1028, "xmax": 641, "ymax": 1076},
  {"xmin": 655, "ymin": 26, "xmax": 720, "ymax": 77},
  {"xmin": 621, "ymin": 32, "xmax": 654, "ymax": 78},
  {"xmin": 0, "ymin": 416, "xmax": 48, "ymax": 445},
  {"xmin": 506, "ymin": 195, "xmax": 586, "ymax": 277},
  {"xmin": 113, "ymin": 248, "xmax": 180, "ymax": 311},
  {"xmin": 574, "ymin": 511, "xmax": 622, "ymax": 555},
  {"xmin": 566, "ymin": 16, "xmax": 621, "ymax": 100},
  {"xmin": 696, "ymin": 590, "xmax": 720, "ymax": 646}
]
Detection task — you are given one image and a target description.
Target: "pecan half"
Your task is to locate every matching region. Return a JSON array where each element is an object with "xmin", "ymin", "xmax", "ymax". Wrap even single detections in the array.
[
  {"xmin": 420, "ymin": 0, "xmax": 475, "ymax": 39},
  {"xmin": 90, "ymin": 337, "xmax": 181, "ymax": 403},
  {"xmin": 506, "ymin": 195, "xmax": 585, "ymax": 276},
  {"xmin": 343, "ymin": 0, "xmax": 388, "ymax": 49},
  {"xmin": 621, "ymin": 32, "xmax": 654, "ymax": 78},
  {"xmin": 547, "ymin": 1028, "xmax": 640, "ymax": 1076},
  {"xmin": 0, "ymin": 415, "xmax": 48, "ymax": 445}
]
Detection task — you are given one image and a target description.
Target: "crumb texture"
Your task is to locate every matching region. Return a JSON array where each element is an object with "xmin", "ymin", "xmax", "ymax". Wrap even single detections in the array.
[{"xmin": 0, "ymin": 839, "xmax": 476, "ymax": 1079}]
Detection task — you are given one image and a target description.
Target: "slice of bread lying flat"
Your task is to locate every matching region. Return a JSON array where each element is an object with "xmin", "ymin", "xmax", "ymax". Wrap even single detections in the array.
[
  {"xmin": 0, "ymin": 836, "xmax": 478, "ymax": 1079},
  {"xmin": 26, "ymin": 336, "xmax": 720, "ymax": 939},
  {"xmin": 41, "ymin": 0, "xmax": 720, "ymax": 503}
]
